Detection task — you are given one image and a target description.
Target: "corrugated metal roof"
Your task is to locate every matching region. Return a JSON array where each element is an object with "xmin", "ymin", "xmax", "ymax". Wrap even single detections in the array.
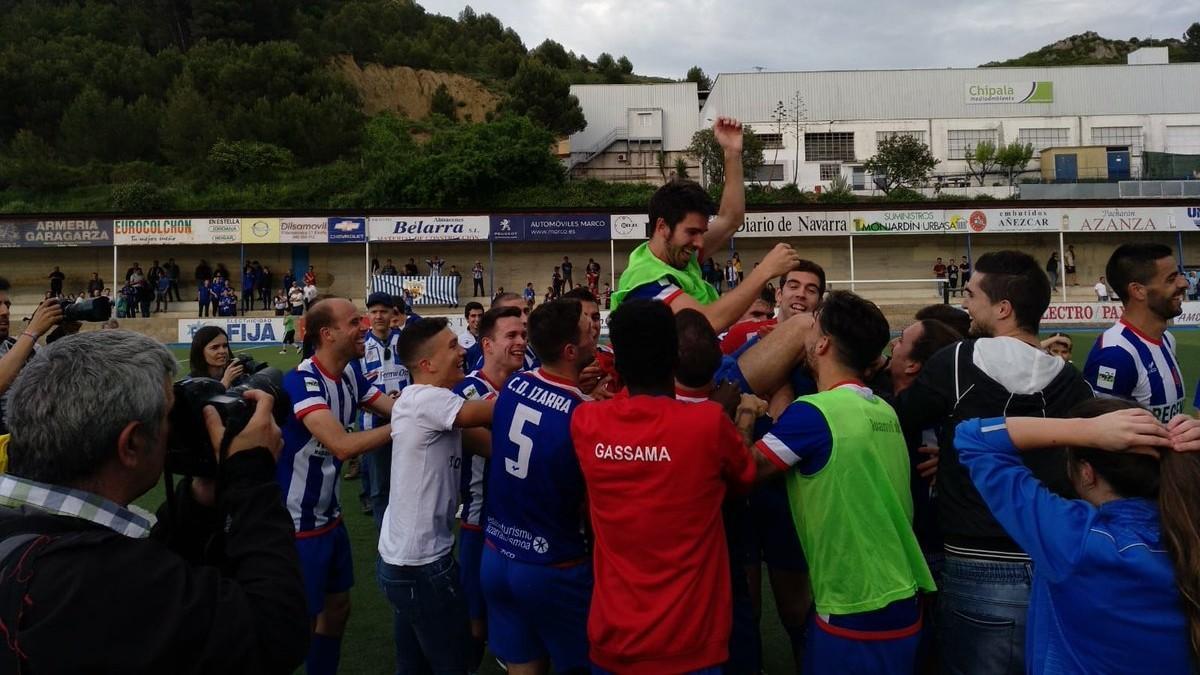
[
  {"xmin": 701, "ymin": 64, "xmax": 1200, "ymax": 123},
  {"xmin": 570, "ymin": 82, "xmax": 700, "ymax": 152}
]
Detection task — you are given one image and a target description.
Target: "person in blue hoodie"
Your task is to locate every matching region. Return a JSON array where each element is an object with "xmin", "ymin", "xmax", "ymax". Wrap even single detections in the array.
[
  {"xmin": 955, "ymin": 398, "xmax": 1200, "ymax": 675},
  {"xmin": 197, "ymin": 279, "xmax": 212, "ymax": 317}
]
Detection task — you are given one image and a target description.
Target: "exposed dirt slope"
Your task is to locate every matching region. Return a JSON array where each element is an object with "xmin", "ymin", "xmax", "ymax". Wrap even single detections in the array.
[{"xmin": 335, "ymin": 56, "xmax": 502, "ymax": 122}]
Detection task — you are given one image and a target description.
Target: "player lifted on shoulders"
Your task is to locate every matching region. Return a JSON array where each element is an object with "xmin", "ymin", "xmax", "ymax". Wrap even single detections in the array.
[
  {"xmin": 483, "ymin": 298, "xmax": 597, "ymax": 675},
  {"xmin": 1083, "ymin": 243, "xmax": 1188, "ymax": 422}
]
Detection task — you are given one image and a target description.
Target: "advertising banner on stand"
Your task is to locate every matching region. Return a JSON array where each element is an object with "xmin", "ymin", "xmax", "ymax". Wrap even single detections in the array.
[
  {"xmin": 1174, "ymin": 207, "xmax": 1200, "ymax": 230},
  {"xmin": 851, "ymin": 210, "xmax": 967, "ymax": 234},
  {"xmin": 195, "ymin": 218, "xmax": 241, "ymax": 244},
  {"xmin": 1063, "ymin": 207, "xmax": 1176, "ymax": 232},
  {"xmin": 736, "ymin": 211, "xmax": 851, "ymax": 237},
  {"xmin": 240, "ymin": 217, "xmax": 281, "ymax": 244},
  {"xmin": 610, "ymin": 214, "xmax": 649, "ymax": 240},
  {"xmin": 328, "ymin": 217, "xmax": 366, "ymax": 243},
  {"xmin": 0, "ymin": 219, "xmax": 114, "ymax": 248},
  {"xmin": 177, "ymin": 317, "xmax": 286, "ymax": 343},
  {"xmin": 368, "ymin": 215, "xmax": 489, "ymax": 242},
  {"xmin": 490, "ymin": 215, "xmax": 610, "ymax": 241},
  {"xmin": 279, "ymin": 217, "xmax": 329, "ymax": 244},
  {"xmin": 114, "ymin": 218, "xmax": 196, "ymax": 246},
  {"xmin": 946, "ymin": 207, "xmax": 1064, "ymax": 234}
]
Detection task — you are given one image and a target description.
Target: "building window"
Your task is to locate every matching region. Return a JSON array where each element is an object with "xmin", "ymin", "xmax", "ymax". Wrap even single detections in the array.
[
  {"xmin": 756, "ymin": 132, "xmax": 784, "ymax": 149},
  {"xmin": 1090, "ymin": 126, "xmax": 1144, "ymax": 156},
  {"xmin": 805, "ymin": 132, "xmax": 855, "ymax": 162},
  {"xmin": 819, "ymin": 163, "xmax": 841, "ymax": 181},
  {"xmin": 1016, "ymin": 128, "xmax": 1070, "ymax": 153},
  {"xmin": 876, "ymin": 130, "xmax": 927, "ymax": 146},
  {"xmin": 947, "ymin": 129, "xmax": 998, "ymax": 160},
  {"xmin": 750, "ymin": 163, "xmax": 785, "ymax": 182}
]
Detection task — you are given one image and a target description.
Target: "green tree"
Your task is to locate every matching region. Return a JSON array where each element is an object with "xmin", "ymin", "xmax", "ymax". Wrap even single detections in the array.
[
  {"xmin": 531, "ymin": 39, "xmax": 571, "ymax": 69},
  {"xmin": 159, "ymin": 76, "xmax": 221, "ymax": 165},
  {"xmin": 617, "ymin": 55, "xmax": 633, "ymax": 74},
  {"xmin": 772, "ymin": 92, "xmax": 807, "ymax": 183},
  {"xmin": 995, "ymin": 141, "xmax": 1035, "ymax": 185},
  {"xmin": 863, "ymin": 134, "xmax": 939, "ymax": 193},
  {"xmin": 207, "ymin": 138, "xmax": 294, "ymax": 180},
  {"xmin": 1184, "ymin": 22, "xmax": 1200, "ymax": 60},
  {"xmin": 430, "ymin": 83, "xmax": 457, "ymax": 120},
  {"xmin": 964, "ymin": 140, "xmax": 998, "ymax": 186},
  {"xmin": 686, "ymin": 127, "xmax": 764, "ymax": 186},
  {"xmin": 505, "ymin": 58, "xmax": 587, "ymax": 136},
  {"xmin": 685, "ymin": 66, "xmax": 712, "ymax": 90}
]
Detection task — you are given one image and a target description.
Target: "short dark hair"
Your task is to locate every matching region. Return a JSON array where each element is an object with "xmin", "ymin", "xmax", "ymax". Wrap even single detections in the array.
[
  {"xmin": 303, "ymin": 298, "xmax": 339, "ymax": 347},
  {"xmin": 610, "ymin": 300, "xmax": 677, "ymax": 389},
  {"xmin": 491, "ymin": 292, "xmax": 523, "ymax": 308},
  {"xmin": 758, "ymin": 288, "xmax": 775, "ymax": 306},
  {"xmin": 188, "ymin": 326, "xmax": 229, "ymax": 377},
  {"xmin": 779, "ymin": 259, "xmax": 826, "ymax": 296},
  {"xmin": 973, "ymin": 251, "xmax": 1050, "ymax": 334},
  {"xmin": 561, "ymin": 287, "xmax": 597, "ymax": 304},
  {"xmin": 528, "ymin": 299, "xmax": 583, "ymax": 366},
  {"xmin": 915, "ymin": 304, "xmax": 971, "ymax": 337},
  {"xmin": 479, "ymin": 306, "xmax": 522, "ymax": 341},
  {"xmin": 816, "ymin": 290, "xmax": 890, "ymax": 373},
  {"xmin": 648, "ymin": 179, "xmax": 717, "ymax": 237},
  {"xmin": 675, "ymin": 309, "xmax": 721, "ymax": 388},
  {"xmin": 1106, "ymin": 243, "xmax": 1175, "ymax": 304},
  {"xmin": 464, "ymin": 301, "xmax": 484, "ymax": 318},
  {"xmin": 909, "ymin": 319, "xmax": 963, "ymax": 366},
  {"xmin": 397, "ymin": 317, "xmax": 450, "ymax": 369},
  {"xmin": 0, "ymin": 276, "xmax": 9, "ymax": 292}
]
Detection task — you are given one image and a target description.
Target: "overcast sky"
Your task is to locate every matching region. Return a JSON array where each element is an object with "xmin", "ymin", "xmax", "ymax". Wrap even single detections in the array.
[{"xmin": 419, "ymin": 0, "xmax": 1193, "ymax": 77}]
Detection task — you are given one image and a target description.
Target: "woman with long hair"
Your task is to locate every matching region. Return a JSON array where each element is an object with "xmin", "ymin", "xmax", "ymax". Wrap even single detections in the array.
[
  {"xmin": 955, "ymin": 398, "xmax": 1200, "ymax": 674},
  {"xmin": 188, "ymin": 325, "xmax": 245, "ymax": 388}
]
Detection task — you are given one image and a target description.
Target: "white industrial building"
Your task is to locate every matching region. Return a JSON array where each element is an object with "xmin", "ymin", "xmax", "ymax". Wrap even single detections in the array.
[{"xmin": 568, "ymin": 49, "xmax": 1200, "ymax": 191}]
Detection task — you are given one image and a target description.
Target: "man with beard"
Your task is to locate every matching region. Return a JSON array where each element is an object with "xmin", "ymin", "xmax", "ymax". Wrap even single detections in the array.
[
  {"xmin": 890, "ymin": 251, "xmax": 1093, "ymax": 675},
  {"xmin": 1083, "ymin": 243, "xmax": 1189, "ymax": 422},
  {"xmin": 452, "ymin": 305, "xmax": 529, "ymax": 670},
  {"xmin": 279, "ymin": 297, "xmax": 397, "ymax": 675}
]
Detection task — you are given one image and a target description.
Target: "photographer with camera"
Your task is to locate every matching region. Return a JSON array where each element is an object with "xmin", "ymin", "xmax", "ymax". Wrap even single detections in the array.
[
  {"xmin": 189, "ymin": 326, "xmax": 250, "ymax": 388},
  {"xmin": 0, "ymin": 330, "xmax": 309, "ymax": 673},
  {"xmin": 279, "ymin": 297, "xmax": 398, "ymax": 675}
]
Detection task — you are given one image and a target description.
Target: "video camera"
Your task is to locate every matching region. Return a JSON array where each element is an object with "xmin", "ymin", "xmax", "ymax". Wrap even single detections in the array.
[
  {"xmin": 166, "ymin": 355, "xmax": 291, "ymax": 477},
  {"xmin": 60, "ymin": 295, "xmax": 111, "ymax": 322}
]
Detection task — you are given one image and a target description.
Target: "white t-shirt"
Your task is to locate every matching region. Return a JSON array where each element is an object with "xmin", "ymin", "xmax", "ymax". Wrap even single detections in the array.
[
  {"xmin": 303, "ymin": 284, "xmax": 318, "ymax": 302},
  {"xmin": 378, "ymin": 384, "xmax": 466, "ymax": 566},
  {"xmin": 1094, "ymin": 282, "xmax": 1109, "ymax": 299}
]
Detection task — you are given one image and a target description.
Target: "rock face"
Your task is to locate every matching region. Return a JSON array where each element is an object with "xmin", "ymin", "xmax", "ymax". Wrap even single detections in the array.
[
  {"xmin": 334, "ymin": 55, "xmax": 501, "ymax": 121},
  {"xmin": 983, "ymin": 30, "xmax": 1186, "ymax": 67}
]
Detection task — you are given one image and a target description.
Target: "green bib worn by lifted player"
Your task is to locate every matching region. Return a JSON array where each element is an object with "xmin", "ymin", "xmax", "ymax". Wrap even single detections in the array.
[
  {"xmin": 785, "ymin": 386, "xmax": 936, "ymax": 616},
  {"xmin": 611, "ymin": 242, "xmax": 719, "ymax": 311}
]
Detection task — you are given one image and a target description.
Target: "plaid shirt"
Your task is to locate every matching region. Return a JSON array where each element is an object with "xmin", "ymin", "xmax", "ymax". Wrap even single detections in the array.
[{"xmin": 0, "ymin": 474, "xmax": 156, "ymax": 539}]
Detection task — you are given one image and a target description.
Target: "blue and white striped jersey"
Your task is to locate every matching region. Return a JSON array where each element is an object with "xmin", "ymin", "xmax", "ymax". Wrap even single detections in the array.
[
  {"xmin": 354, "ymin": 329, "xmax": 409, "ymax": 431},
  {"xmin": 1083, "ymin": 320, "xmax": 1185, "ymax": 423},
  {"xmin": 451, "ymin": 371, "xmax": 502, "ymax": 530},
  {"xmin": 279, "ymin": 356, "xmax": 385, "ymax": 533}
]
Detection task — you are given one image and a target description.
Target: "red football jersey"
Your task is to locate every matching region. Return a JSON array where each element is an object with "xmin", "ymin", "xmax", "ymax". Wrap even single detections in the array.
[
  {"xmin": 720, "ymin": 318, "xmax": 778, "ymax": 355},
  {"xmin": 571, "ymin": 395, "xmax": 756, "ymax": 674}
]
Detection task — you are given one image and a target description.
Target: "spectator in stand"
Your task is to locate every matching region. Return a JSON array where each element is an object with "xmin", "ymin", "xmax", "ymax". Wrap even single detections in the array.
[
  {"xmin": 211, "ymin": 273, "xmax": 227, "ymax": 316},
  {"xmin": 215, "ymin": 262, "xmax": 230, "ymax": 281},
  {"xmin": 370, "ymin": 258, "xmax": 380, "ymax": 276},
  {"xmin": 544, "ymin": 286, "xmax": 555, "ymax": 304},
  {"xmin": 552, "ymin": 267, "xmax": 563, "ymax": 298},
  {"xmin": 725, "ymin": 258, "xmax": 738, "ymax": 290},
  {"xmin": 155, "ymin": 272, "xmax": 170, "ymax": 313},
  {"xmin": 1186, "ymin": 271, "xmax": 1198, "ymax": 302},
  {"xmin": 586, "ymin": 259, "xmax": 600, "ymax": 296},
  {"xmin": 282, "ymin": 268, "xmax": 295, "ymax": 294},
  {"xmin": 960, "ymin": 255, "xmax": 972, "ymax": 286},
  {"xmin": 48, "ymin": 266, "xmax": 65, "ymax": 296},
  {"xmin": 148, "ymin": 260, "xmax": 165, "ymax": 287},
  {"xmin": 166, "ymin": 257, "xmax": 182, "ymax": 301},
  {"xmin": 137, "ymin": 276, "xmax": 154, "ymax": 318},
  {"xmin": 933, "ymin": 257, "xmax": 946, "ymax": 297},
  {"xmin": 195, "ymin": 259, "xmax": 213, "ymax": 286},
  {"xmin": 523, "ymin": 282, "xmax": 536, "ymax": 304},
  {"xmin": 242, "ymin": 264, "xmax": 256, "ymax": 314},
  {"xmin": 115, "ymin": 287, "xmax": 129, "ymax": 319},
  {"xmin": 1095, "ymin": 276, "xmax": 1111, "ymax": 302},
  {"xmin": 425, "ymin": 256, "xmax": 444, "ymax": 276},
  {"xmin": 289, "ymin": 283, "xmax": 304, "ymax": 316},
  {"xmin": 303, "ymin": 266, "xmax": 316, "ymax": 288},
  {"xmin": 561, "ymin": 256, "xmax": 574, "ymax": 290},
  {"xmin": 86, "ymin": 272, "xmax": 103, "ymax": 296},
  {"xmin": 733, "ymin": 252, "xmax": 744, "ymax": 283},
  {"xmin": 274, "ymin": 293, "xmax": 288, "ymax": 316},
  {"xmin": 1046, "ymin": 252, "xmax": 1061, "ymax": 289},
  {"xmin": 383, "ymin": 258, "xmax": 399, "ymax": 276},
  {"xmin": 601, "ymin": 282, "xmax": 612, "ymax": 309},
  {"xmin": 1065, "ymin": 244, "xmax": 1077, "ymax": 286},
  {"xmin": 303, "ymin": 279, "xmax": 319, "ymax": 311},
  {"xmin": 121, "ymin": 282, "xmax": 139, "ymax": 319},
  {"xmin": 219, "ymin": 288, "xmax": 238, "ymax": 317},
  {"xmin": 472, "ymin": 261, "xmax": 485, "ymax": 296},
  {"xmin": 125, "ymin": 262, "xmax": 144, "ymax": 284},
  {"xmin": 947, "ymin": 258, "xmax": 960, "ymax": 295},
  {"xmin": 260, "ymin": 266, "xmax": 273, "ymax": 311},
  {"xmin": 405, "ymin": 258, "xmax": 420, "ymax": 276}
]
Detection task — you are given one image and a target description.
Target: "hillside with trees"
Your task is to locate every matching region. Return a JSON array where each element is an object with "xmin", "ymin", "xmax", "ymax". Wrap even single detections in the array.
[
  {"xmin": 0, "ymin": 0, "xmax": 664, "ymax": 212},
  {"xmin": 982, "ymin": 24, "xmax": 1200, "ymax": 67}
]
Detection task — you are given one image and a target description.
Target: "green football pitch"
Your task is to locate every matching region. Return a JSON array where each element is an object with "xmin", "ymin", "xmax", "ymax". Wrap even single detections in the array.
[{"xmin": 152, "ymin": 328, "xmax": 1200, "ymax": 674}]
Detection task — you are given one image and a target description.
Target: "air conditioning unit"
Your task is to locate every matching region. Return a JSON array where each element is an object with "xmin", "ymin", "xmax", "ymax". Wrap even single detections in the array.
[{"xmin": 617, "ymin": 153, "xmax": 628, "ymax": 163}]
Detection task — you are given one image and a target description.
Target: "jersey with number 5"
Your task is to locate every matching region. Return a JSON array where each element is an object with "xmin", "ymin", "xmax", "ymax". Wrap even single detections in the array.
[{"xmin": 485, "ymin": 368, "xmax": 588, "ymax": 565}]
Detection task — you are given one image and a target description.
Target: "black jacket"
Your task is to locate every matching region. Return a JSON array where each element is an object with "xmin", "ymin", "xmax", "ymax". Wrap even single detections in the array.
[
  {"xmin": 0, "ymin": 450, "xmax": 309, "ymax": 674},
  {"xmin": 892, "ymin": 338, "xmax": 1094, "ymax": 555}
]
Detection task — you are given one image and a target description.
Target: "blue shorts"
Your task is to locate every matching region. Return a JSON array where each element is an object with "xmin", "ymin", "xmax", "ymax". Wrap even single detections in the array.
[
  {"xmin": 458, "ymin": 526, "xmax": 486, "ymax": 620},
  {"xmin": 803, "ymin": 599, "xmax": 922, "ymax": 675},
  {"xmin": 714, "ymin": 355, "xmax": 754, "ymax": 396},
  {"xmin": 481, "ymin": 545, "xmax": 591, "ymax": 670},
  {"xmin": 294, "ymin": 521, "xmax": 355, "ymax": 617},
  {"xmin": 742, "ymin": 479, "xmax": 807, "ymax": 572},
  {"xmin": 593, "ymin": 667, "xmax": 720, "ymax": 675}
]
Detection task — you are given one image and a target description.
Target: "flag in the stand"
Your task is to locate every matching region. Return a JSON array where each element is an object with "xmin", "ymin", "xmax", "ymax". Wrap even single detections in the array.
[{"xmin": 372, "ymin": 275, "xmax": 459, "ymax": 306}]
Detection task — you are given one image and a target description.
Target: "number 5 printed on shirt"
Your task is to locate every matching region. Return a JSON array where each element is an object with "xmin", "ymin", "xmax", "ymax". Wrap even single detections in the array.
[{"xmin": 506, "ymin": 403, "xmax": 542, "ymax": 479}]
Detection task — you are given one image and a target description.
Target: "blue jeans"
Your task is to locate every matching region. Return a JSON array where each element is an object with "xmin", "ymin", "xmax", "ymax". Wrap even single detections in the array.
[
  {"xmin": 377, "ymin": 554, "xmax": 471, "ymax": 675},
  {"xmin": 937, "ymin": 556, "xmax": 1032, "ymax": 675}
]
